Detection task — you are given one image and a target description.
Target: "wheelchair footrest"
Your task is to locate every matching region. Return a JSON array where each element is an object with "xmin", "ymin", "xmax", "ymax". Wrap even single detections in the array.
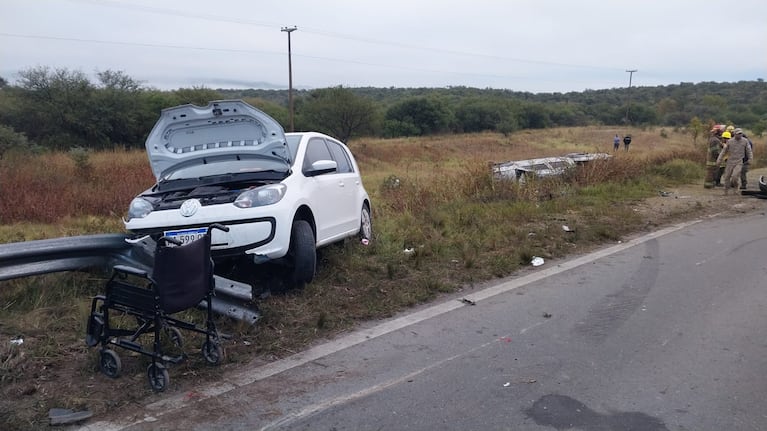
[
  {"xmin": 113, "ymin": 339, "xmax": 142, "ymax": 352},
  {"xmin": 162, "ymin": 354, "xmax": 186, "ymax": 364}
]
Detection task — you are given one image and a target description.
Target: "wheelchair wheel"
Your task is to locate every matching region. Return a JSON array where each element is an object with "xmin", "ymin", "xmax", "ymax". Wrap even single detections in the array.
[
  {"xmin": 165, "ymin": 326, "xmax": 184, "ymax": 348},
  {"xmin": 201, "ymin": 340, "xmax": 223, "ymax": 365},
  {"xmin": 99, "ymin": 349, "xmax": 121, "ymax": 378},
  {"xmin": 147, "ymin": 363, "xmax": 169, "ymax": 392}
]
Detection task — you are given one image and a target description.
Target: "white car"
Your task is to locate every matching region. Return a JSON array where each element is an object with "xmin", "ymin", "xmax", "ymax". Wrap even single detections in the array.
[{"xmin": 124, "ymin": 100, "xmax": 372, "ymax": 287}]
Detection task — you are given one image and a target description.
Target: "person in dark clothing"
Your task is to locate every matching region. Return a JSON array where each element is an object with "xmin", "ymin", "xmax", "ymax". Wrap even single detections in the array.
[
  {"xmin": 613, "ymin": 134, "xmax": 620, "ymax": 151},
  {"xmin": 715, "ymin": 131, "xmax": 731, "ymax": 186},
  {"xmin": 623, "ymin": 135, "xmax": 632, "ymax": 151},
  {"xmin": 705, "ymin": 127, "xmax": 723, "ymax": 188}
]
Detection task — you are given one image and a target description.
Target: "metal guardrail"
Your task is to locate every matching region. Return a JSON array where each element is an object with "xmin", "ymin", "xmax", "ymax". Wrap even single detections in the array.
[
  {"xmin": 0, "ymin": 234, "xmax": 260, "ymax": 324},
  {"xmin": 0, "ymin": 234, "xmax": 130, "ymax": 280}
]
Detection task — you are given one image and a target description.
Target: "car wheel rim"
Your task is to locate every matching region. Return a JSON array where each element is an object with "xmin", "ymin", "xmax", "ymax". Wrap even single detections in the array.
[{"xmin": 361, "ymin": 208, "xmax": 372, "ymax": 240}]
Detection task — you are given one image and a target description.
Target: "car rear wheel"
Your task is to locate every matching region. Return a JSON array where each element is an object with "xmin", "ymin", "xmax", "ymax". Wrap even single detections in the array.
[
  {"xmin": 359, "ymin": 204, "xmax": 372, "ymax": 241},
  {"xmin": 286, "ymin": 220, "xmax": 316, "ymax": 289}
]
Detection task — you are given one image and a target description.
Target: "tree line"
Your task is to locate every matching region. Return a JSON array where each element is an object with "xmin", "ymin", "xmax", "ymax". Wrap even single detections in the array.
[{"xmin": 0, "ymin": 66, "xmax": 765, "ymax": 157}]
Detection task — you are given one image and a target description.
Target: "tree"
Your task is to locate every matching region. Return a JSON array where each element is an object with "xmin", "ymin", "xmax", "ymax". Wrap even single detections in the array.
[
  {"xmin": 93, "ymin": 70, "xmax": 146, "ymax": 148},
  {"xmin": 297, "ymin": 87, "xmax": 379, "ymax": 142},
  {"xmin": 13, "ymin": 66, "xmax": 102, "ymax": 149},
  {"xmin": 172, "ymin": 87, "xmax": 224, "ymax": 106},
  {"xmin": 384, "ymin": 96, "xmax": 452, "ymax": 137},
  {"xmin": 454, "ymin": 98, "xmax": 507, "ymax": 133},
  {"xmin": 517, "ymin": 102, "xmax": 551, "ymax": 129},
  {"xmin": 688, "ymin": 117, "xmax": 705, "ymax": 145}
]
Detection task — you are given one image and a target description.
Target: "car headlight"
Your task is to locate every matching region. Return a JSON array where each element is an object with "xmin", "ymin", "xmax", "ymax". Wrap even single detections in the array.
[
  {"xmin": 234, "ymin": 184, "xmax": 287, "ymax": 208},
  {"xmin": 126, "ymin": 197, "xmax": 154, "ymax": 220}
]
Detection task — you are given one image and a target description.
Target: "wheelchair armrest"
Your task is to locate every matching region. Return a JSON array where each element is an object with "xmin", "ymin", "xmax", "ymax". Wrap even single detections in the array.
[{"xmin": 113, "ymin": 264, "xmax": 148, "ymax": 277}]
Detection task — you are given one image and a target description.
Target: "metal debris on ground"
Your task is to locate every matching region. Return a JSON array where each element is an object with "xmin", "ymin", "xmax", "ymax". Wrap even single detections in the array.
[{"xmin": 49, "ymin": 408, "xmax": 93, "ymax": 426}]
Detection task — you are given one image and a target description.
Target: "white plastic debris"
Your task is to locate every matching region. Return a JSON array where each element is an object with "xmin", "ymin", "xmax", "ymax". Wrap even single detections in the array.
[
  {"xmin": 531, "ymin": 256, "xmax": 545, "ymax": 267},
  {"xmin": 361, "ymin": 238, "xmax": 370, "ymax": 246},
  {"xmin": 124, "ymin": 234, "xmax": 151, "ymax": 244},
  {"xmin": 503, "ymin": 382, "xmax": 511, "ymax": 387},
  {"xmin": 10, "ymin": 337, "xmax": 23, "ymax": 346},
  {"xmin": 403, "ymin": 248, "xmax": 415, "ymax": 255},
  {"xmin": 562, "ymin": 225, "xmax": 573, "ymax": 232}
]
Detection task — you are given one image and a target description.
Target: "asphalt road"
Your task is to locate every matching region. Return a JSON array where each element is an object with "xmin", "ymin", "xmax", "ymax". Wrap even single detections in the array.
[{"xmin": 89, "ymin": 209, "xmax": 767, "ymax": 431}]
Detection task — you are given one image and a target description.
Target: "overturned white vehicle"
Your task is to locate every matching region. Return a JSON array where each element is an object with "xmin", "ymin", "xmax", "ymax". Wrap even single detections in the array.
[
  {"xmin": 492, "ymin": 153, "xmax": 612, "ymax": 183},
  {"xmin": 124, "ymin": 100, "xmax": 372, "ymax": 288}
]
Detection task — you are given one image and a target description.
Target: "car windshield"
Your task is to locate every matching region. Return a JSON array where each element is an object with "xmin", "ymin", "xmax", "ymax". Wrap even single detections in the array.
[{"xmin": 163, "ymin": 156, "xmax": 289, "ymax": 181}]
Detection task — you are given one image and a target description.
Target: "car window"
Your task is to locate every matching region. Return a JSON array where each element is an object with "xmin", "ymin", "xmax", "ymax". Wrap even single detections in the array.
[
  {"xmin": 285, "ymin": 135, "xmax": 302, "ymax": 164},
  {"xmin": 303, "ymin": 137, "xmax": 333, "ymax": 173},
  {"xmin": 326, "ymin": 140, "xmax": 353, "ymax": 173}
]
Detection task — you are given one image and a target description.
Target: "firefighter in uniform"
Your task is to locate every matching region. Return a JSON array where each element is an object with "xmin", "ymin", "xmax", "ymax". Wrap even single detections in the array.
[
  {"xmin": 714, "ymin": 130, "xmax": 731, "ymax": 187},
  {"xmin": 705, "ymin": 126, "xmax": 723, "ymax": 188},
  {"xmin": 716, "ymin": 128, "xmax": 754, "ymax": 195}
]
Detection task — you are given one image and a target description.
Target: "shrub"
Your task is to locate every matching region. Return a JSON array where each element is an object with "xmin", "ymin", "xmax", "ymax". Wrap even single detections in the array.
[
  {"xmin": 0, "ymin": 124, "xmax": 30, "ymax": 159},
  {"xmin": 68, "ymin": 146, "xmax": 92, "ymax": 175}
]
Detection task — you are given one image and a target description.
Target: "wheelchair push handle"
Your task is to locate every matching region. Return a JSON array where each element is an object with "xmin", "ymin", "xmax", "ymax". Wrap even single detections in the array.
[
  {"xmin": 159, "ymin": 236, "xmax": 184, "ymax": 246},
  {"xmin": 209, "ymin": 223, "xmax": 229, "ymax": 233}
]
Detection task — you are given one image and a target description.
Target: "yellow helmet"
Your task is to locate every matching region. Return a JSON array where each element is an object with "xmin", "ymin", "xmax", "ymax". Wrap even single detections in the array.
[{"xmin": 722, "ymin": 131, "xmax": 732, "ymax": 139}]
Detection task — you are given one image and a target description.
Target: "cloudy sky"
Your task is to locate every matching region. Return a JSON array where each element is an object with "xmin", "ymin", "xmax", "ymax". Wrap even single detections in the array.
[{"xmin": 1, "ymin": 0, "xmax": 766, "ymax": 93}]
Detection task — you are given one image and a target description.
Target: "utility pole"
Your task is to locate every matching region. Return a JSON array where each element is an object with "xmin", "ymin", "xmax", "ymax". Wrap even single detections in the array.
[
  {"xmin": 281, "ymin": 26, "xmax": 297, "ymax": 132},
  {"xmin": 624, "ymin": 69, "xmax": 637, "ymax": 124}
]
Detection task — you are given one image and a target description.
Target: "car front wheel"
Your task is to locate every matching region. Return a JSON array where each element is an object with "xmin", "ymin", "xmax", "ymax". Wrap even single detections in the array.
[{"xmin": 286, "ymin": 220, "xmax": 316, "ymax": 289}]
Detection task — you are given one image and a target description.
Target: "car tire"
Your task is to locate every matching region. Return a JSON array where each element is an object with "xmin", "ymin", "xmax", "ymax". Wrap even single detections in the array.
[
  {"xmin": 359, "ymin": 204, "xmax": 372, "ymax": 241},
  {"xmin": 286, "ymin": 220, "xmax": 316, "ymax": 289}
]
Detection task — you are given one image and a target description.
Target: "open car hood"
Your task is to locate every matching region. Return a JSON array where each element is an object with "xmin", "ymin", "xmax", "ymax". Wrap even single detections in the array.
[{"xmin": 145, "ymin": 100, "xmax": 289, "ymax": 181}]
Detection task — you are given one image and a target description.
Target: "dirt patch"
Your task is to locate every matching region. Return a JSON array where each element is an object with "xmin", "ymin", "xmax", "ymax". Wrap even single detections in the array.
[{"xmin": 629, "ymin": 168, "xmax": 766, "ymax": 223}]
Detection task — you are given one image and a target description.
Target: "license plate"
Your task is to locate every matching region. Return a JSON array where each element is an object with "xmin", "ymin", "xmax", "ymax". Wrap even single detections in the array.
[{"xmin": 164, "ymin": 227, "xmax": 207, "ymax": 245}]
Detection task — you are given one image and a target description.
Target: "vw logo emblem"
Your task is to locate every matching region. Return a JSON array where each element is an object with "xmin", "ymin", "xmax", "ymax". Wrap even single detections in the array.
[{"xmin": 179, "ymin": 199, "xmax": 201, "ymax": 217}]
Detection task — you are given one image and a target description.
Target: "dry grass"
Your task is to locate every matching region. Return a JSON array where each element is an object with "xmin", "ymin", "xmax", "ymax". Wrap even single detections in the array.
[
  {"xmin": 1, "ymin": 126, "xmax": 761, "ymax": 429},
  {"xmin": 0, "ymin": 149, "xmax": 152, "ymax": 226}
]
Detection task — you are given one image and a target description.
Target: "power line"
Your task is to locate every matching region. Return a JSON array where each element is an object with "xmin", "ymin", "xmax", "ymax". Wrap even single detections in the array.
[
  {"xmin": 0, "ymin": 32, "xmax": 281, "ymax": 56},
  {"xmin": 0, "ymin": 32, "xmax": 622, "ymax": 88},
  {"xmin": 62, "ymin": 0, "xmax": 627, "ymax": 73}
]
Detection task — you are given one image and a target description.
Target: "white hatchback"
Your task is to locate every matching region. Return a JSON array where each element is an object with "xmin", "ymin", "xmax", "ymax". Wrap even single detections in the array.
[{"xmin": 124, "ymin": 100, "xmax": 372, "ymax": 287}]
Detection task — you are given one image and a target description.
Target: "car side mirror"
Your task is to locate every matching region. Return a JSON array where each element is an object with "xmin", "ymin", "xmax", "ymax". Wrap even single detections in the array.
[{"xmin": 305, "ymin": 159, "xmax": 337, "ymax": 177}]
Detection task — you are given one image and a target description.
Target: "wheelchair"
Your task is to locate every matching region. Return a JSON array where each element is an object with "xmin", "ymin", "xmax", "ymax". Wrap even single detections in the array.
[{"xmin": 86, "ymin": 223, "xmax": 228, "ymax": 391}]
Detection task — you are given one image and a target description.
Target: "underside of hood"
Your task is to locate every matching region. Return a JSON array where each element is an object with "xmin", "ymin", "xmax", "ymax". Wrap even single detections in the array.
[{"xmin": 145, "ymin": 100, "xmax": 289, "ymax": 181}]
